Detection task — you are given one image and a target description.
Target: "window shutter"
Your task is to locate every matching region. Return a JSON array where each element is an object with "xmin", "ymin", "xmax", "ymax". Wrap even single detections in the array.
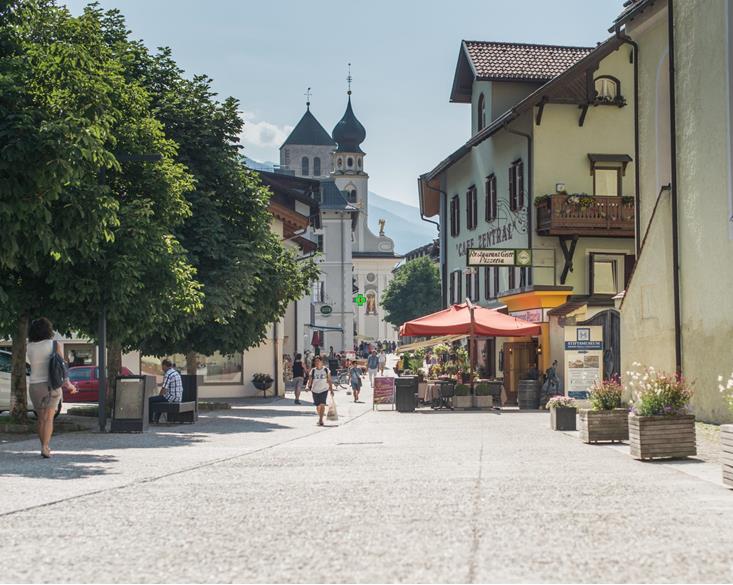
[
  {"xmin": 484, "ymin": 267, "xmax": 490, "ymax": 300},
  {"xmin": 517, "ymin": 161, "xmax": 524, "ymax": 208},
  {"xmin": 509, "ymin": 165, "xmax": 516, "ymax": 210},
  {"xmin": 449, "ymin": 271, "xmax": 455, "ymax": 303},
  {"xmin": 491, "ymin": 176, "xmax": 497, "ymax": 219}
]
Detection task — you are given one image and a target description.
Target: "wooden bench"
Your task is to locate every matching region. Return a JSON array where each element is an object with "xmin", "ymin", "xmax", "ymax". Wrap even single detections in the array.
[{"xmin": 150, "ymin": 374, "xmax": 199, "ymax": 424}]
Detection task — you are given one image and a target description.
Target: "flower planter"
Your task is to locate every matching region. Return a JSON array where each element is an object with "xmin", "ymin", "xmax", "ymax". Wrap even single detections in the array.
[
  {"xmin": 453, "ymin": 395, "xmax": 473, "ymax": 409},
  {"xmin": 720, "ymin": 424, "xmax": 733, "ymax": 487},
  {"xmin": 550, "ymin": 406, "xmax": 577, "ymax": 431},
  {"xmin": 628, "ymin": 414, "xmax": 696, "ymax": 460},
  {"xmin": 473, "ymin": 395, "xmax": 493, "ymax": 409},
  {"xmin": 579, "ymin": 408, "xmax": 629, "ymax": 443}
]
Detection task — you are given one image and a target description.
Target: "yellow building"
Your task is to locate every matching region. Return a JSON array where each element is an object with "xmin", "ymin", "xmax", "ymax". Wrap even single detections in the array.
[
  {"xmin": 614, "ymin": 0, "xmax": 733, "ymax": 422},
  {"xmin": 419, "ymin": 37, "xmax": 637, "ymax": 401}
]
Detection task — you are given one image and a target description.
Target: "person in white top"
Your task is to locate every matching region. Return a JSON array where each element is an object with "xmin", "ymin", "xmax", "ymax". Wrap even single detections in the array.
[
  {"xmin": 26, "ymin": 318, "xmax": 77, "ymax": 458},
  {"xmin": 378, "ymin": 350, "xmax": 387, "ymax": 375},
  {"xmin": 307, "ymin": 356, "xmax": 333, "ymax": 426}
]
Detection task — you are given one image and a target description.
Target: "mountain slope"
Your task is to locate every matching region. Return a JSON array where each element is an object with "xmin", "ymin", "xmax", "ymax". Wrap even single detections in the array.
[{"xmin": 367, "ymin": 191, "xmax": 437, "ymax": 254}]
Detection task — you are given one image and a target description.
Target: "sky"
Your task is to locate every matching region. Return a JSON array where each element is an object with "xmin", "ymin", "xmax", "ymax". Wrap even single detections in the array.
[{"xmin": 64, "ymin": 0, "xmax": 625, "ymax": 206}]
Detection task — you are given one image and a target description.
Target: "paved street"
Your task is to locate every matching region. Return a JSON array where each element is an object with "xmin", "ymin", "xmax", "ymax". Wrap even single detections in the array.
[{"xmin": 2, "ymin": 375, "xmax": 733, "ymax": 583}]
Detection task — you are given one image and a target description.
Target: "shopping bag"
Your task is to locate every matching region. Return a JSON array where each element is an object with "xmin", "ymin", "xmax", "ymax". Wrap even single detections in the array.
[{"xmin": 327, "ymin": 393, "xmax": 338, "ymax": 422}]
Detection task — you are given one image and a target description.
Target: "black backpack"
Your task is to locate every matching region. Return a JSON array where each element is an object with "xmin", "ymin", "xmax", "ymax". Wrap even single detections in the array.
[{"xmin": 49, "ymin": 340, "xmax": 68, "ymax": 389}]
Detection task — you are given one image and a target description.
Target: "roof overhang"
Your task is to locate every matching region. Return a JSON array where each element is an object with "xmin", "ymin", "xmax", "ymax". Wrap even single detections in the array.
[
  {"xmin": 450, "ymin": 42, "xmax": 476, "ymax": 103},
  {"xmin": 609, "ymin": 0, "xmax": 657, "ymax": 32}
]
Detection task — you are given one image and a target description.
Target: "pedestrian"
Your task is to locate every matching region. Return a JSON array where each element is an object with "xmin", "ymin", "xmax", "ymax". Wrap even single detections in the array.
[
  {"xmin": 378, "ymin": 349, "xmax": 387, "ymax": 375},
  {"xmin": 346, "ymin": 359, "xmax": 362, "ymax": 402},
  {"xmin": 307, "ymin": 355, "xmax": 333, "ymax": 426},
  {"xmin": 328, "ymin": 345, "xmax": 335, "ymax": 359},
  {"xmin": 27, "ymin": 317, "xmax": 77, "ymax": 458},
  {"xmin": 367, "ymin": 350, "xmax": 379, "ymax": 386},
  {"xmin": 292, "ymin": 352, "xmax": 305, "ymax": 405},
  {"xmin": 149, "ymin": 359, "xmax": 183, "ymax": 423}
]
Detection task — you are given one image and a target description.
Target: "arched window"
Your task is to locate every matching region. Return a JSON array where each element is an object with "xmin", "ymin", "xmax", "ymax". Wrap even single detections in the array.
[
  {"xmin": 594, "ymin": 76, "xmax": 620, "ymax": 100},
  {"xmin": 350, "ymin": 189, "xmax": 357, "ymax": 202},
  {"xmin": 301, "ymin": 156, "xmax": 309, "ymax": 176},
  {"xmin": 337, "ymin": 157, "xmax": 343, "ymax": 168},
  {"xmin": 313, "ymin": 157, "xmax": 321, "ymax": 176},
  {"xmin": 357, "ymin": 158, "xmax": 362, "ymax": 169},
  {"xmin": 347, "ymin": 157, "xmax": 353, "ymax": 168},
  {"xmin": 477, "ymin": 93, "xmax": 486, "ymax": 131}
]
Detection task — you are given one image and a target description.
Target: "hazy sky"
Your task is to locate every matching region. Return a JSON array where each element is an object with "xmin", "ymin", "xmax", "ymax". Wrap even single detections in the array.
[{"xmin": 63, "ymin": 0, "xmax": 624, "ymax": 206}]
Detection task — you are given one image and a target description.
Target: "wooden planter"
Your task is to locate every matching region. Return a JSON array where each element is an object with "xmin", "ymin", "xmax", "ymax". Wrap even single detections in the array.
[
  {"xmin": 721, "ymin": 425, "xmax": 733, "ymax": 487},
  {"xmin": 473, "ymin": 395, "xmax": 493, "ymax": 409},
  {"xmin": 629, "ymin": 414, "xmax": 696, "ymax": 460},
  {"xmin": 579, "ymin": 409, "xmax": 629, "ymax": 443},
  {"xmin": 453, "ymin": 395, "xmax": 472, "ymax": 409},
  {"xmin": 550, "ymin": 407, "xmax": 577, "ymax": 431}
]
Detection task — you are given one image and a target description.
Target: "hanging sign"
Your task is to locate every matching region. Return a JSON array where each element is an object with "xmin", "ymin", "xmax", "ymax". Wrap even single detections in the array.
[
  {"xmin": 466, "ymin": 248, "xmax": 532, "ymax": 267},
  {"xmin": 373, "ymin": 376, "xmax": 395, "ymax": 408},
  {"xmin": 320, "ymin": 305, "xmax": 333, "ymax": 315},
  {"xmin": 564, "ymin": 326, "xmax": 604, "ymax": 399}
]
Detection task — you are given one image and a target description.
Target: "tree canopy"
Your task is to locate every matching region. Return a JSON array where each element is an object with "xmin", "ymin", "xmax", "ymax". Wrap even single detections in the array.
[{"xmin": 381, "ymin": 257, "xmax": 442, "ymax": 328}]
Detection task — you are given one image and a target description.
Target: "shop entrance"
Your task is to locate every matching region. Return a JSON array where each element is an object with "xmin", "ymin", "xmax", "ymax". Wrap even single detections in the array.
[{"xmin": 502, "ymin": 340, "xmax": 538, "ymax": 404}]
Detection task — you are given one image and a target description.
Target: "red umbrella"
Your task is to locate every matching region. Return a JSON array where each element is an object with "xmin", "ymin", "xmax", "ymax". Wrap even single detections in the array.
[{"xmin": 401, "ymin": 303, "xmax": 541, "ymax": 337}]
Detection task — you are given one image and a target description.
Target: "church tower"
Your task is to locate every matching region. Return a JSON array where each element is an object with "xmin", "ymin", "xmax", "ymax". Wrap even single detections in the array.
[{"xmin": 279, "ymin": 91, "xmax": 335, "ymax": 178}]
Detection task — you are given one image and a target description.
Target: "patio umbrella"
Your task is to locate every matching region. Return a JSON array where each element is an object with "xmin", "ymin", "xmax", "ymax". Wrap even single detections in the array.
[{"xmin": 400, "ymin": 303, "xmax": 541, "ymax": 338}]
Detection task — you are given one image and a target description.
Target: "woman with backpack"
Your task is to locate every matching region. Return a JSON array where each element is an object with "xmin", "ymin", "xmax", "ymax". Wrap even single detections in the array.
[{"xmin": 27, "ymin": 317, "xmax": 77, "ymax": 458}]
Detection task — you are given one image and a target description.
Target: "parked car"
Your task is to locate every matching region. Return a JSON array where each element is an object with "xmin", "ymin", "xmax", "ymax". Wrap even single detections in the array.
[
  {"xmin": 64, "ymin": 365, "xmax": 133, "ymax": 403},
  {"xmin": 0, "ymin": 350, "xmax": 61, "ymax": 418}
]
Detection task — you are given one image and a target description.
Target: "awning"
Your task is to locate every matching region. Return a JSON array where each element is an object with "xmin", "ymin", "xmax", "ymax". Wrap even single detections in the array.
[
  {"xmin": 400, "ymin": 303, "xmax": 541, "ymax": 338},
  {"xmin": 396, "ymin": 334, "xmax": 467, "ymax": 354}
]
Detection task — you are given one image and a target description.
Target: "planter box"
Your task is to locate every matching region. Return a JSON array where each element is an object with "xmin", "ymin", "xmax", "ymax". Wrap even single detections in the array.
[
  {"xmin": 550, "ymin": 407, "xmax": 577, "ymax": 431},
  {"xmin": 721, "ymin": 425, "xmax": 733, "ymax": 488},
  {"xmin": 453, "ymin": 395, "xmax": 472, "ymax": 410},
  {"xmin": 629, "ymin": 414, "xmax": 696, "ymax": 460},
  {"xmin": 579, "ymin": 408, "xmax": 629, "ymax": 443},
  {"xmin": 473, "ymin": 395, "xmax": 493, "ymax": 409}
]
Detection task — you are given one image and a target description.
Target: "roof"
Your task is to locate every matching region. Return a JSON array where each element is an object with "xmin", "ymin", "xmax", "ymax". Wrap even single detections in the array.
[
  {"xmin": 281, "ymin": 108, "xmax": 336, "ymax": 148},
  {"xmin": 258, "ymin": 170, "xmax": 320, "ymax": 209},
  {"xmin": 332, "ymin": 96, "xmax": 366, "ymax": 154},
  {"xmin": 451, "ymin": 40, "xmax": 594, "ymax": 103},
  {"xmin": 610, "ymin": 0, "xmax": 656, "ymax": 31},
  {"xmin": 319, "ymin": 181, "xmax": 358, "ymax": 212}
]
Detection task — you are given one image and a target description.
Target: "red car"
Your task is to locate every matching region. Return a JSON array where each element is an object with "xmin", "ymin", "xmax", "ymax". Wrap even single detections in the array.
[{"xmin": 64, "ymin": 366, "xmax": 134, "ymax": 402}]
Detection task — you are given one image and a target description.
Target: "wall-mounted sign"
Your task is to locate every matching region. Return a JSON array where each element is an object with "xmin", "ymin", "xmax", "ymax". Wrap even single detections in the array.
[
  {"xmin": 510, "ymin": 308, "xmax": 545, "ymax": 323},
  {"xmin": 466, "ymin": 248, "xmax": 533, "ymax": 267},
  {"xmin": 564, "ymin": 325, "xmax": 604, "ymax": 400},
  {"xmin": 353, "ymin": 294, "xmax": 367, "ymax": 307},
  {"xmin": 320, "ymin": 305, "xmax": 333, "ymax": 315}
]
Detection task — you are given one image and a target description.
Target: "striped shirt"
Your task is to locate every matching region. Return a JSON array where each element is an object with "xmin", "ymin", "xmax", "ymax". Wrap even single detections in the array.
[{"xmin": 162, "ymin": 368, "xmax": 183, "ymax": 403}]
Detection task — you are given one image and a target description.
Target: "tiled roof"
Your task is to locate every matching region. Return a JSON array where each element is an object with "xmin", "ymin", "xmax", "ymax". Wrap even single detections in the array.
[
  {"xmin": 610, "ymin": 0, "xmax": 655, "ymax": 29},
  {"xmin": 282, "ymin": 108, "xmax": 336, "ymax": 148},
  {"xmin": 463, "ymin": 40, "xmax": 594, "ymax": 82}
]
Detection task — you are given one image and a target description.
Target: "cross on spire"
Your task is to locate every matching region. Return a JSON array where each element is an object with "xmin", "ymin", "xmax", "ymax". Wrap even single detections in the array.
[
  {"xmin": 347, "ymin": 63, "xmax": 352, "ymax": 96},
  {"xmin": 305, "ymin": 86, "xmax": 311, "ymax": 109}
]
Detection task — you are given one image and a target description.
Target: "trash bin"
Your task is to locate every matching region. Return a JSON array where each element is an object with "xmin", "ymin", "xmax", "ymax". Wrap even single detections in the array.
[
  {"xmin": 111, "ymin": 375, "xmax": 157, "ymax": 432},
  {"xmin": 395, "ymin": 376, "xmax": 418, "ymax": 412}
]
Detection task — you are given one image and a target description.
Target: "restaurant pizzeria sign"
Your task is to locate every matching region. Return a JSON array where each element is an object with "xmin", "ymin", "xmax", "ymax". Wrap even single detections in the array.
[{"xmin": 466, "ymin": 248, "xmax": 533, "ymax": 267}]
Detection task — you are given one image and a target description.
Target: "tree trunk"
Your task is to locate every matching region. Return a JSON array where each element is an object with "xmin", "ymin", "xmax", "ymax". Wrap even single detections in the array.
[
  {"xmin": 106, "ymin": 340, "xmax": 122, "ymax": 416},
  {"xmin": 186, "ymin": 351, "xmax": 197, "ymax": 376},
  {"xmin": 10, "ymin": 313, "xmax": 29, "ymax": 422}
]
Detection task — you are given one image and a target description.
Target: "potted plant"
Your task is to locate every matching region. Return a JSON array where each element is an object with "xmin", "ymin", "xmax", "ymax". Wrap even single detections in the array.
[
  {"xmin": 718, "ymin": 373, "xmax": 733, "ymax": 487},
  {"xmin": 453, "ymin": 383, "xmax": 472, "ymax": 409},
  {"xmin": 579, "ymin": 377, "xmax": 629, "ymax": 443},
  {"xmin": 546, "ymin": 396, "xmax": 577, "ymax": 431},
  {"xmin": 474, "ymin": 382, "xmax": 493, "ymax": 409},
  {"xmin": 252, "ymin": 373, "xmax": 274, "ymax": 396},
  {"xmin": 627, "ymin": 364, "xmax": 696, "ymax": 460}
]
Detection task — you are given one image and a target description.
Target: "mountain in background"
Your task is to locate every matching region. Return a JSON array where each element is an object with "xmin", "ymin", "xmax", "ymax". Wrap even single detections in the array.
[{"xmin": 242, "ymin": 158, "xmax": 436, "ymax": 254}]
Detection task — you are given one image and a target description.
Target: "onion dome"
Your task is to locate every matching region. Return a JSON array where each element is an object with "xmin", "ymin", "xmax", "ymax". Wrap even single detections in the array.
[{"xmin": 332, "ymin": 96, "xmax": 366, "ymax": 153}]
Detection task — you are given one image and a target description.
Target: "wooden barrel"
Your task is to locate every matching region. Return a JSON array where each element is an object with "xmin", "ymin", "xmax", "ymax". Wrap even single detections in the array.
[{"xmin": 518, "ymin": 380, "xmax": 540, "ymax": 410}]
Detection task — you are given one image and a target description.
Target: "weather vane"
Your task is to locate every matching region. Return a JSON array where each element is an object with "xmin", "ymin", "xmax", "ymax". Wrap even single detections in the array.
[
  {"xmin": 305, "ymin": 86, "xmax": 311, "ymax": 109},
  {"xmin": 347, "ymin": 63, "xmax": 352, "ymax": 96}
]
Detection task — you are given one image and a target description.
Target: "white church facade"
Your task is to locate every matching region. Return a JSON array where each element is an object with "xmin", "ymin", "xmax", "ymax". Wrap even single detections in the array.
[{"xmin": 279, "ymin": 91, "xmax": 401, "ymax": 354}]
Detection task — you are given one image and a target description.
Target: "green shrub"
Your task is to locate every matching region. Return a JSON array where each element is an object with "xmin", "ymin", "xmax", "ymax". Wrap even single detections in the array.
[
  {"xmin": 475, "ymin": 382, "xmax": 491, "ymax": 396},
  {"xmin": 454, "ymin": 383, "xmax": 470, "ymax": 396},
  {"xmin": 588, "ymin": 378, "xmax": 624, "ymax": 411}
]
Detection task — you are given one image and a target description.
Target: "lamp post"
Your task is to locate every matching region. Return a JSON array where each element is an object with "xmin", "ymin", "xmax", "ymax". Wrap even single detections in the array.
[{"xmin": 97, "ymin": 152, "xmax": 162, "ymax": 433}]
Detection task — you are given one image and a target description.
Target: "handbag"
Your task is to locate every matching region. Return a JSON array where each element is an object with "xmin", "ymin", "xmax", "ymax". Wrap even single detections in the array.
[{"xmin": 326, "ymin": 393, "xmax": 338, "ymax": 421}]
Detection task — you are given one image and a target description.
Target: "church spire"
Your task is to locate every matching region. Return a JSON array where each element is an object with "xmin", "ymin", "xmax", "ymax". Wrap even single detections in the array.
[
  {"xmin": 332, "ymin": 64, "xmax": 366, "ymax": 154},
  {"xmin": 305, "ymin": 86, "xmax": 311, "ymax": 110}
]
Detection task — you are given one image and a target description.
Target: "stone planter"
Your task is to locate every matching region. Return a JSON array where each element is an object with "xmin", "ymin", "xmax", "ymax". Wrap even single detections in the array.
[
  {"xmin": 473, "ymin": 395, "xmax": 493, "ymax": 409},
  {"xmin": 453, "ymin": 395, "xmax": 473, "ymax": 409},
  {"xmin": 720, "ymin": 424, "xmax": 733, "ymax": 487},
  {"xmin": 550, "ymin": 407, "xmax": 577, "ymax": 431},
  {"xmin": 579, "ymin": 408, "xmax": 629, "ymax": 443},
  {"xmin": 629, "ymin": 414, "xmax": 696, "ymax": 460}
]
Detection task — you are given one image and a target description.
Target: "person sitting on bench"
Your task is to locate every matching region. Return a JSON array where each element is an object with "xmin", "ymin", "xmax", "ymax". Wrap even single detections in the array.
[{"xmin": 150, "ymin": 359, "xmax": 183, "ymax": 423}]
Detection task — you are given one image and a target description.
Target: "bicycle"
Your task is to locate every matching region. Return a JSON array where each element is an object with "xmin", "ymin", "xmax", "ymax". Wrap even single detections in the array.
[{"xmin": 334, "ymin": 368, "xmax": 350, "ymax": 391}]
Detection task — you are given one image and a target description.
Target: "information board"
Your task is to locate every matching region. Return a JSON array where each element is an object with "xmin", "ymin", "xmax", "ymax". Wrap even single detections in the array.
[
  {"xmin": 466, "ymin": 248, "xmax": 532, "ymax": 267},
  {"xmin": 564, "ymin": 326, "xmax": 604, "ymax": 400},
  {"xmin": 373, "ymin": 376, "xmax": 395, "ymax": 409}
]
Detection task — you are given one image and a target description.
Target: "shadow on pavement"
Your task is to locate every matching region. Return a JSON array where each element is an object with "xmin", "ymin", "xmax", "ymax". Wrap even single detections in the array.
[{"xmin": 0, "ymin": 451, "xmax": 118, "ymax": 480}]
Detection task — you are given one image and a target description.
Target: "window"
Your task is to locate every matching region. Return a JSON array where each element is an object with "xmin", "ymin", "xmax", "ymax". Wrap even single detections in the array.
[
  {"xmin": 313, "ymin": 157, "xmax": 321, "ymax": 176},
  {"xmin": 347, "ymin": 157, "xmax": 353, "ymax": 168},
  {"xmin": 589, "ymin": 253, "xmax": 626, "ymax": 295},
  {"xmin": 472, "ymin": 270, "xmax": 479, "ymax": 302},
  {"xmin": 485, "ymin": 174, "xmax": 497, "ymax": 221},
  {"xmin": 594, "ymin": 75, "xmax": 620, "ymax": 100},
  {"xmin": 519, "ymin": 266, "xmax": 528, "ymax": 288},
  {"xmin": 450, "ymin": 195, "xmax": 461, "ymax": 237},
  {"xmin": 508, "ymin": 265, "xmax": 516, "ymax": 290},
  {"xmin": 316, "ymin": 234, "xmax": 324, "ymax": 252},
  {"xmin": 466, "ymin": 185, "xmax": 478, "ymax": 230},
  {"xmin": 484, "ymin": 266, "xmax": 499, "ymax": 300},
  {"xmin": 509, "ymin": 159, "xmax": 524, "ymax": 211},
  {"xmin": 349, "ymin": 189, "xmax": 357, "ymax": 202},
  {"xmin": 337, "ymin": 157, "xmax": 343, "ymax": 168},
  {"xmin": 593, "ymin": 167, "xmax": 621, "ymax": 197},
  {"xmin": 68, "ymin": 367, "xmax": 92, "ymax": 382},
  {"xmin": 465, "ymin": 272, "xmax": 472, "ymax": 302},
  {"xmin": 477, "ymin": 93, "xmax": 486, "ymax": 131},
  {"xmin": 357, "ymin": 158, "xmax": 362, "ymax": 168},
  {"xmin": 311, "ymin": 280, "xmax": 325, "ymax": 302},
  {"xmin": 0, "ymin": 352, "xmax": 10, "ymax": 373},
  {"xmin": 449, "ymin": 270, "xmax": 463, "ymax": 304},
  {"xmin": 301, "ymin": 156, "xmax": 309, "ymax": 176}
]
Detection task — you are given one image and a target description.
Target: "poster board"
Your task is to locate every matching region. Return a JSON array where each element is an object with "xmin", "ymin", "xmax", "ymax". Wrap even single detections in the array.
[
  {"xmin": 373, "ymin": 376, "xmax": 395, "ymax": 410},
  {"xmin": 564, "ymin": 326, "xmax": 603, "ymax": 400}
]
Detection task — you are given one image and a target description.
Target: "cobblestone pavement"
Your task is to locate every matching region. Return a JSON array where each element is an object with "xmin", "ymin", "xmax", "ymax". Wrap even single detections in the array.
[{"xmin": 2, "ymin": 370, "xmax": 733, "ymax": 583}]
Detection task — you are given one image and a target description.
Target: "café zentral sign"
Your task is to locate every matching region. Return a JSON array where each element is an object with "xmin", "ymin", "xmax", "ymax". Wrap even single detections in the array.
[{"xmin": 466, "ymin": 248, "xmax": 533, "ymax": 267}]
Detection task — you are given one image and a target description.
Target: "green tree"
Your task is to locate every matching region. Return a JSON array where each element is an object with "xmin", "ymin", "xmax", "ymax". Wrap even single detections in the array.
[{"xmin": 381, "ymin": 257, "xmax": 442, "ymax": 328}]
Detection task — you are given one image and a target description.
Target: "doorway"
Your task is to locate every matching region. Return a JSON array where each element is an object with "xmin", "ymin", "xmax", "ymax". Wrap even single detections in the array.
[{"xmin": 502, "ymin": 340, "xmax": 538, "ymax": 404}]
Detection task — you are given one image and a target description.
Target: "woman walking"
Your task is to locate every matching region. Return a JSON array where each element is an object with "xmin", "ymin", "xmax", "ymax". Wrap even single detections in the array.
[
  {"xmin": 27, "ymin": 318, "xmax": 77, "ymax": 458},
  {"xmin": 292, "ymin": 353, "xmax": 305, "ymax": 405}
]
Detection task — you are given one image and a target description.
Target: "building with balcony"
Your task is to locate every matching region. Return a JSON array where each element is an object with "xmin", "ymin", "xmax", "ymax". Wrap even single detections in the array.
[{"xmin": 418, "ymin": 36, "xmax": 637, "ymax": 394}]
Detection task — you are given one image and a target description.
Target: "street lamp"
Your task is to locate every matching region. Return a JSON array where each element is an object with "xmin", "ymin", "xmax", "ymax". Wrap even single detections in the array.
[{"xmin": 97, "ymin": 152, "xmax": 163, "ymax": 432}]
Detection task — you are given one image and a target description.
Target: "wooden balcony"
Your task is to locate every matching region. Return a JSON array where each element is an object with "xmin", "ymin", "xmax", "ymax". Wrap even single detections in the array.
[{"xmin": 535, "ymin": 194, "xmax": 635, "ymax": 237}]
